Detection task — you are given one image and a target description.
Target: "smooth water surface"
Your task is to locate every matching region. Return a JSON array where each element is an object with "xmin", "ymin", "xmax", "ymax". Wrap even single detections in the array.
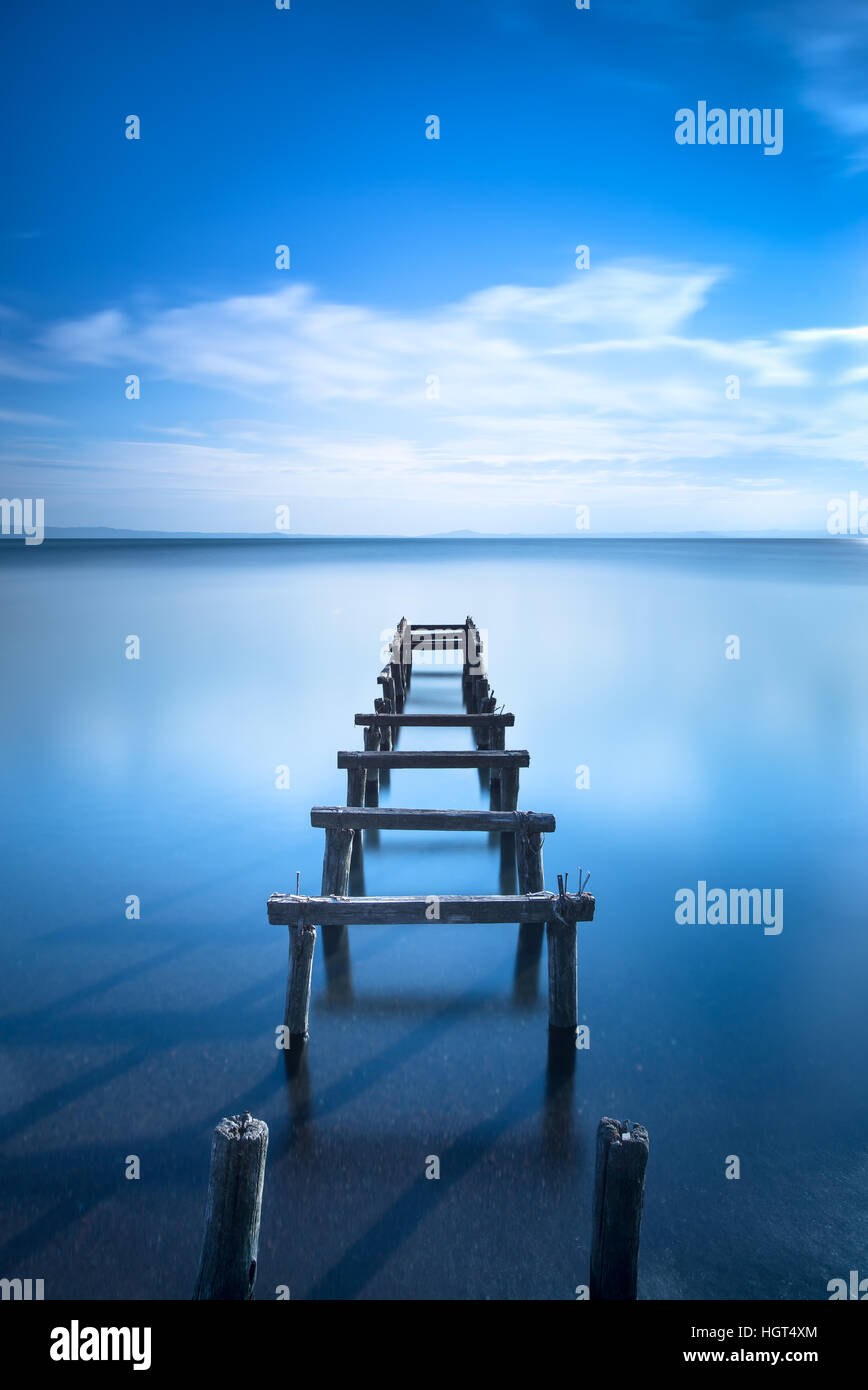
[{"xmin": 0, "ymin": 538, "xmax": 866, "ymax": 1299}]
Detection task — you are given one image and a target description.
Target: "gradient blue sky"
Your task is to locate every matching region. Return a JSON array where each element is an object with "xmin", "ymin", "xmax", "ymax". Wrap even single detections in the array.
[{"xmin": 1, "ymin": 0, "xmax": 867, "ymax": 533}]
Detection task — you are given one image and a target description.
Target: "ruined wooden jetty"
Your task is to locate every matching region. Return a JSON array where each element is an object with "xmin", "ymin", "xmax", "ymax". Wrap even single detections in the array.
[
  {"xmin": 266, "ymin": 615, "xmax": 595, "ymax": 1041},
  {"xmin": 261, "ymin": 616, "xmax": 651, "ymax": 1298}
]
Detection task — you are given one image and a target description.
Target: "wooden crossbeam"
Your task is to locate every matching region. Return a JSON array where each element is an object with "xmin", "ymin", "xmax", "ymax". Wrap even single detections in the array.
[
  {"xmin": 311, "ymin": 806, "xmax": 555, "ymax": 832},
  {"xmin": 337, "ymin": 750, "xmax": 529, "ymax": 769},
  {"xmin": 354, "ymin": 712, "xmax": 514, "ymax": 728},
  {"xmin": 268, "ymin": 891, "xmax": 594, "ymax": 927}
]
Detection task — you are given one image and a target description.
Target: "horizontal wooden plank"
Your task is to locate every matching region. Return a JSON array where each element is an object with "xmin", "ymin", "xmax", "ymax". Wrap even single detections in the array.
[
  {"xmin": 337, "ymin": 750, "xmax": 529, "ymax": 769},
  {"xmin": 310, "ymin": 806, "xmax": 555, "ymax": 832},
  {"xmin": 268, "ymin": 892, "xmax": 595, "ymax": 926},
  {"xmin": 353, "ymin": 712, "xmax": 514, "ymax": 728}
]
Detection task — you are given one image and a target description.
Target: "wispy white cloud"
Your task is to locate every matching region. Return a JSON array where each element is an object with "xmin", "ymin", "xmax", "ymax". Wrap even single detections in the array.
[
  {"xmin": 0, "ymin": 407, "xmax": 64, "ymax": 425},
  {"xmin": 782, "ymin": 1, "xmax": 868, "ymax": 171},
  {"xmin": 14, "ymin": 259, "xmax": 868, "ymax": 530}
]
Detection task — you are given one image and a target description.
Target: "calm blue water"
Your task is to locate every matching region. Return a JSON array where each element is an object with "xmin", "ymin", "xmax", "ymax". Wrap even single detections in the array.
[{"xmin": 0, "ymin": 538, "xmax": 866, "ymax": 1299}]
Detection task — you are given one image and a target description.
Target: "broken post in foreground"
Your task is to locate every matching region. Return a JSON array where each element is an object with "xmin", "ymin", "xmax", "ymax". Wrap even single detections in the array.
[
  {"xmin": 589, "ymin": 1117, "xmax": 649, "ymax": 1300},
  {"xmin": 194, "ymin": 1112, "xmax": 268, "ymax": 1301}
]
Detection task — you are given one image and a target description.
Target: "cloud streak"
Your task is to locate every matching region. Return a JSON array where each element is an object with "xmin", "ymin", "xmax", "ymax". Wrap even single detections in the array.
[{"xmin": 11, "ymin": 258, "xmax": 868, "ymax": 530}]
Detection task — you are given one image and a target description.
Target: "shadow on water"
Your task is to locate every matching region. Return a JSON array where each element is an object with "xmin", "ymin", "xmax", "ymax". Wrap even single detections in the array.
[
  {"xmin": 543, "ymin": 1028, "xmax": 578, "ymax": 1163},
  {"xmin": 321, "ymin": 924, "xmax": 354, "ymax": 1005},
  {"xmin": 513, "ymin": 923, "xmax": 544, "ymax": 1006}
]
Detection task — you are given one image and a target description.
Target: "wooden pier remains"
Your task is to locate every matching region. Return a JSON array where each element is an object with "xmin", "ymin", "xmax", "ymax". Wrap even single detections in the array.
[
  {"xmin": 259, "ymin": 617, "xmax": 654, "ymax": 1298},
  {"xmin": 266, "ymin": 615, "xmax": 595, "ymax": 1040}
]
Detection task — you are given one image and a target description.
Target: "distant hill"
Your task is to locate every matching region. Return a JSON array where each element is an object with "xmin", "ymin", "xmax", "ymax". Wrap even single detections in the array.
[{"xmin": 42, "ymin": 526, "xmax": 833, "ymax": 541}]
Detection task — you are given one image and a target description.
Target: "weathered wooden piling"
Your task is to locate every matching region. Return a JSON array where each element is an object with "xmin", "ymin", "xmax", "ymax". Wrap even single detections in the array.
[
  {"xmin": 376, "ymin": 672, "xmax": 396, "ymax": 748},
  {"xmin": 389, "ymin": 631, "xmax": 406, "ymax": 711},
  {"xmin": 193, "ymin": 1112, "xmax": 268, "ymax": 1301},
  {"xmin": 285, "ymin": 922, "xmax": 317, "ymax": 1036},
  {"xmin": 590, "ymin": 1118, "xmax": 649, "ymax": 1300},
  {"xmin": 345, "ymin": 762, "xmax": 367, "ymax": 806},
  {"xmin": 546, "ymin": 888, "xmax": 581, "ymax": 1029},
  {"xmin": 488, "ymin": 722, "xmax": 506, "ymax": 804},
  {"xmin": 497, "ymin": 763, "xmax": 520, "ymax": 812},
  {"xmin": 374, "ymin": 695, "xmax": 393, "ymax": 750},
  {"xmin": 397, "ymin": 617, "xmax": 412, "ymax": 689},
  {"xmin": 516, "ymin": 813, "xmax": 545, "ymax": 893},
  {"xmin": 475, "ymin": 694, "xmax": 498, "ymax": 748},
  {"xmin": 321, "ymin": 827, "xmax": 354, "ymax": 896},
  {"xmin": 463, "ymin": 617, "xmax": 482, "ymax": 694},
  {"xmin": 363, "ymin": 724, "xmax": 380, "ymax": 804}
]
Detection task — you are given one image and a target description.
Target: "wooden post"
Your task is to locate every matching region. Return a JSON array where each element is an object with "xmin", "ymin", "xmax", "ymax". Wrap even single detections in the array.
[
  {"xmin": 590, "ymin": 1118, "xmax": 649, "ymax": 1300},
  {"xmin": 463, "ymin": 619, "xmax": 483, "ymax": 701},
  {"xmin": 321, "ymin": 827, "xmax": 353, "ymax": 896},
  {"xmin": 390, "ymin": 658, "xmax": 405, "ymax": 711},
  {"xmin": 377, "ymin": 676, "xmax": 395, "ymax": 749},
  {"xmin": 546, "ymin": 893, "xmax": 578, "ymax": 1029},
  {"xmin": 363, "ymin": 724, "xmax": 380, "ymax": 805},
  {"xmin": 390, "ymin": 629, "xmax": 406, "ymax": 711},
  {"xmin": 515, "ymin": 817, "xmax": 545, "ymax": 973},
  {"xmin": 468, "ymin": 674, "xmax": 489, "ymax": 714},
  {"xmin": 489, "ymin": 723, "xmax": 505, "ymax": 805},
  {"xmin": 285, "ymin": 923, "xmax": 316, "ymax": 1036},
  {"xmin": 193, "ymin": 1112, "xmax": 268, "ymax": 1301},
  {"xmin": 320, "ymin": 824, "xmax": 353, "ymax": 989},
  {"xmin": 345, "ymin": 764, "xmax": 367, "ymax": 807},
  {"xmin": 475, "ymin": 694, "xmax": 497, "ymax": 748},
  {"xmin": 346, "ymin": 762, "xmax": 366, "ymax": 872},
  {"xmin": 497, "ymin": 765, "xmax": 520, "ymax": 881},
  {"xmin": 398, "ymin": 617, "xmax": 411, "ymax": 691},
  {"xmin": 516, "ymin": 816, "xmax": 544, "ymax": 893},
  {"xmin": 499, "ymin": 765, "xmax": 519, "ymax": 810}
]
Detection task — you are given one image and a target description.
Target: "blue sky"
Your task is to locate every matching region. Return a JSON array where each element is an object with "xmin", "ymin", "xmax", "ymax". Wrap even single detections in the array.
[{"xmin": 1, "ymin": 0, "xmax": 867, "ymax": 533}]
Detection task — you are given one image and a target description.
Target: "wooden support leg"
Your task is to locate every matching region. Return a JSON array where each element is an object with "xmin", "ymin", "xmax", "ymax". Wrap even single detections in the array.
[
  {"xmin": 321, "ymin": 827, "xmax": 352, "ymax": 1002},
  {"xmin": 498, "ymin": 766, "xmax": 519, "ymax": 879},
  {"xmin": 489, "ymin": 724, "xmax": 505, "ymax": 808},
  {"xmin": 475, "ymin": 694, "xmax": 497, "ymax": 748},
  {"xmin": 516, "ymin": 820, "xmax": 545, "ymax": 893},
  {"xmin": 390, "ymin": 660, "xmax": 405, "ymax": 711},
  {"xmin": 516, "ymin": 819, "xmax": 545, "ymax": 976},
  {"xmin": 321, "ymin": 827, "xmax": 354, "ymax": 896},
  {"xmin": 397, "ymin": 617, "xmax": 411, "ymax": 693},
  {"xmin": 546, "ymin": 917, "xmax": 578, "ymax": 1029},
  {"xmin": 346, "ymin": 764, "xmax": 367, "ymax": 870},
  {"xmin": 363, "ymin": 725, "xmax": 380, "ymax": 805},
  {"xmin": 346, "ymin": 766, "xmax": 366, "ymax": 807},
  {"xmin": 285, "ymin": 924, "xmax": 317, "ymax": 1038},
  {"xmin": 500, "ymin": 766, "xmax": 519, "ymax": 810},
  {"xmin": 378, "ymin": 678, "xmax": 395, "ymax": 749},
  {"xmin": 590, "ymin": 1119, "xmax": 649, "ymax": 1301}
]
